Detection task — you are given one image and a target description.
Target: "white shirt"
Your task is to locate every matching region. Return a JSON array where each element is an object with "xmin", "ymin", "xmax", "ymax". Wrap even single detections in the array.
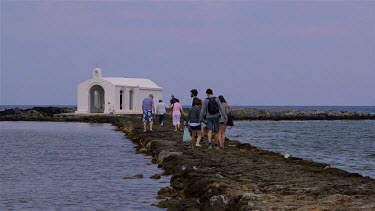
[
  {"xmin": 156, "ymin": 103, "xmax": 168, "ymax": 114},
  {"xmin": 108, "ymin": 104, "xmax": 115, "ymax": 113}
]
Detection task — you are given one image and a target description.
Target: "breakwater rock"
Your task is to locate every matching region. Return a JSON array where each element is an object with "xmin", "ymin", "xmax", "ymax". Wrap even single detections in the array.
[
  {"xmin": 0, "ymin": 107, "xmax": 76, "ymax": 121},
  {"xmin": 120, "ymin": 116, "xmax": 375, "ymax": 210}
]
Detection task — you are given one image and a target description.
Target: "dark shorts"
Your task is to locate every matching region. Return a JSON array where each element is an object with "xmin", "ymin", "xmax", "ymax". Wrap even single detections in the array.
[
  {"xmin": 206, "ymin": 117, "xmax": 219, "ymax": 133},
  {"xmin": 143, "ymin": 110, "xmax": 153, "ymax": 122},
  {"xmin": 189, "ymin": 125, "xmax": 201, "ymax": 131}
]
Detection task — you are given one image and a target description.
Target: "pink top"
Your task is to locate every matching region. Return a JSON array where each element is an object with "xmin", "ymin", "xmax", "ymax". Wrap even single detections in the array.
[{"xmin": 172, "ymin": 102, "xmax": 182, "ymax": 114}]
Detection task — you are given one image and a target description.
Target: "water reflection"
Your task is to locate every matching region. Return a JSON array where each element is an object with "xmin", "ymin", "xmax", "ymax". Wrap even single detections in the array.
[{"xmin": 0, "ymin": 121, "xmax": 168, "ymax": 210}]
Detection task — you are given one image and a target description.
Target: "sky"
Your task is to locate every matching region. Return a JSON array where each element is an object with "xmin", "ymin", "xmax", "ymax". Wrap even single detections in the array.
[{"xmin": 1, "ymin": 1, "xmax": 374, "ymax": 106}]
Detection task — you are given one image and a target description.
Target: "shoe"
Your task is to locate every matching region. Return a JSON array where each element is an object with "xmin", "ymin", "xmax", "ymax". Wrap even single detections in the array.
[
  {"xmin": 174, "ymin": 129, "xmax": 177, "ymax": 131},
  {"xmin": 143, "ymin": 130, "xmax": 147, "ymax": 133},
  {"xmin": 195, "ymin": 144, "xmax": 202, "ymax": 147},
  {"xmin": 149, "ymin": 130, "xmax": 153, "ymax": 132}
]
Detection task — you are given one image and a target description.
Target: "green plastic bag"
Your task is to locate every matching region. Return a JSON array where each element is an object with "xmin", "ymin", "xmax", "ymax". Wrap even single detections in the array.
[{"xmin": 183, "ymin": 127, "xmax": 192, "ymax": 144}]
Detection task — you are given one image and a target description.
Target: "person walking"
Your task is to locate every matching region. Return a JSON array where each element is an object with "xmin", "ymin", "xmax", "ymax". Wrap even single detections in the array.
[
  {"xmin": 156, "ymin": 99, "xmax": 168, "ymax": 126},
  {"xmin": 170, "ymin": 99, "xmax": 184, "ymax": 131},
  {"xmin": 170, "ymin": 94, "xmax": 177, "ymax": 111},
  {"xmin": 218, "ymin": 95, "xmax": 230, "ymax": 148},
  {"xmin": 108, "ymin": 102, "xmax": 115, "ymax": 115},
  {"xmin": 185, "ymin": 99, "xmax": 203, "ymax": 147},
  {"xmin": 190, "ymin": 89, "xmax": 205, "ymax": 143},
  {"xmin": 142, "ymin": 94, "xmax": 155, "ymax": 133},
  {"xmin": 200, "ymin": 89, "xmax": 228, "ymax": 149},
  {"xmin": 190, "ymin": 89, "xmax": 199, "ymax": 106},
  {"xmin": 170, "ymin": 94, "xmax": 178, "ymax": 119}
]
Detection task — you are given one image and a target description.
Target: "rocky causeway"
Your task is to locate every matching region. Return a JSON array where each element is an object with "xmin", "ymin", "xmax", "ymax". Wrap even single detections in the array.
[{"xmin": 1, "ymin": 107, "xmax": 375, "ymax": 210}]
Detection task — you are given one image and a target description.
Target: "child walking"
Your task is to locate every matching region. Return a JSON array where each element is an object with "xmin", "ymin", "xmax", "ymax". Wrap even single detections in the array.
[{"xmin": 185, "ymin": 99, "xmax": 203, "ymax": 147}]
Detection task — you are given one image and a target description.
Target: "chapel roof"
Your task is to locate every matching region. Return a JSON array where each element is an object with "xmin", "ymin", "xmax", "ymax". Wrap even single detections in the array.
[{"xmin": 102, "ymin": 77, "xmax": 162, "ymax": 89}]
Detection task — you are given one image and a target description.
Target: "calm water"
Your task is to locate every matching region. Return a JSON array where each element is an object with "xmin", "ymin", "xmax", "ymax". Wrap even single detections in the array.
[
  {"xmin": 0, "ymin": 122, "xmax": 169, "ymax": 211},
  {"xmin": 226, "ymin": 120, "xmax": 375, "ymax": 178}
]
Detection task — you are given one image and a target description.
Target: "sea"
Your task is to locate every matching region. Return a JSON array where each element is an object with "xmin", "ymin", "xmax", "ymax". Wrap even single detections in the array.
[
  {"xmin": 0, "ymin": 105, "xmax": 374, "ymax": 209},
  {"xmin": 0, "ymin": 122, "xmax": 169, "ymax": 210},
  {"xmin": 226, "ymin": 120, "xmax": 375, "ymax": 178}
]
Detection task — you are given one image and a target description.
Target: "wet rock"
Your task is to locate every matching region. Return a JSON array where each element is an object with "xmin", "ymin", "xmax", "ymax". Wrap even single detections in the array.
[
  {"xmin": 171, "ymin": 176, "xmax": 184, "ymax": 190},
  {"xmin": 206, "ymin": 195, "xmax": 229, "ymax": 210},
  {"xmin": 146, "ymin": 140, "xmax": 163, "ymax": 149},
  {"xmin": 123, "ymin": 174, "xmax": 144, "ymax": 179},
  {"xmin": 157, "ymin": 187, "xmax": 179, "ymax": 199},
  {"xmin": 158, "ymin": 150, "xmax": 182, "ymax": 163},
  {"xmin": 227, "ymin": 140, "xmax": 241, "ymax": 147},
  {"xmin": 146, "ymin": 140, "xmax": 154, "ymax": 148},
  {"xmin": 138, "ymin": 148, "xmax": 148, "ymax": 153},
  {"xmin": 150, "ymin": 174, "xmax": 161, "ymax": 179},
  {"xmin": 168, "ymin": 198, "xmax": 201, "ymax": 211},
  {"xmin": 156, "ymin": 198, "xmax": 181, "ymax": 208}
]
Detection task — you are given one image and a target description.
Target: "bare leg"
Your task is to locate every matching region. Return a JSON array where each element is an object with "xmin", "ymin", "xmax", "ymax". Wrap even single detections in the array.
[
  {"xmin": 222, "ymin": 124, "xmax": 227, "ymax": 145},
  {"xmin": 196, "ymin": 130, "xmax": 202, "ymax": 145},
  {"xmin": 214, "ymin": 133, "xmax": 221, "ymax": 147},
  {"xmin": 201, "ymin": 127, "xmax": 205, "ymax": 141},
  {"xmin": 218, "ymin": 125, "xmax": 225, "ymax": 148},
  {"xmin": 190, "ymin": 130, "xmax": 196, "ymax": 148},
  {"xmin": 143, "ymin": 122, "xmax": 147, "ymax": 132},
  {"xmin": 218, "ymin": 125, "xmax": 222, "ymax": 146},
  {"xmin": 150, "ymin": 122, "xmax": 153, "ymax": 131},
  {"xmin": 207, "ymin": 130, "xmax": 212, "ymax": 144}
]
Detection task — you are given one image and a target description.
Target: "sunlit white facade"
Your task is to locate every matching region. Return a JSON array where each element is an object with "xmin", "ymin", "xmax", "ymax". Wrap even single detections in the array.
[{"xmin": 75, "ymin": 67, "xmax": 163, "ymax": 114}]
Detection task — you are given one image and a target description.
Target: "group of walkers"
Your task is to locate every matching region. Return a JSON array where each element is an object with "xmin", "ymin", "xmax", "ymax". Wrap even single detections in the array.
[{"xmin": 141, "ymin": 88, "xmax": 232, "ymax": 149}]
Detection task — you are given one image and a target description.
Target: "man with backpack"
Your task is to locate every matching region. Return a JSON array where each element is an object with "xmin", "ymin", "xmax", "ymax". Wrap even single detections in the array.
[{"xmin": 200, "ymin": 89, "xmax": 228, "ymax": 149}]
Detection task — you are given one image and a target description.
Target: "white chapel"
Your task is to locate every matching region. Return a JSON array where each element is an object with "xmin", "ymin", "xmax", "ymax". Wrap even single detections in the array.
[{"xmin": 75, "ymin": 67, "xmax": 163, "ymax": 114}]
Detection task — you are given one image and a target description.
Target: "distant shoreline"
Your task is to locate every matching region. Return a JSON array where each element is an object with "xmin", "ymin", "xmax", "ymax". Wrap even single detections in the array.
[
  {"xmin": 1, "ymin": 104, "xmax": 375, "ymax": 113},
  {"xmin": 1, "ymin": 106, "xmax": 375, "ymax": 121}
]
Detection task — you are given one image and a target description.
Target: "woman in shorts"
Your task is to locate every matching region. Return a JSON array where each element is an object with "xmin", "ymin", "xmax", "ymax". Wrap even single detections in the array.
[{"xmin": 170, "ymin": 99, "xmax": 184, "ymax": 131}]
